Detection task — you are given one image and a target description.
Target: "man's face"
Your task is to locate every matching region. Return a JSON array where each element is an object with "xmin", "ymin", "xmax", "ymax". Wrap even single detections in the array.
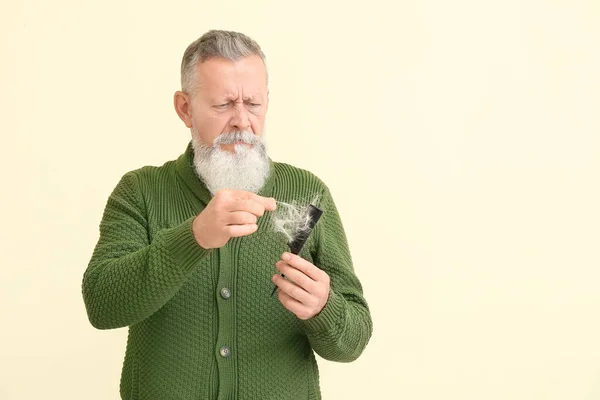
[{"xmin": 176, "ymin": 55, "xmax": 269, "ymax": 152}]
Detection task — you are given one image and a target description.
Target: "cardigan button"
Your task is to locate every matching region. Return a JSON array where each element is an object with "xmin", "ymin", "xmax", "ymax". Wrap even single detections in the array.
[
  {"xmin": 220, "ymin": 287, "xmax": 231, "ymax": 300},
  {"xmin": 219, "ymin": 346, "xmax": 231, "ymax": 358}
]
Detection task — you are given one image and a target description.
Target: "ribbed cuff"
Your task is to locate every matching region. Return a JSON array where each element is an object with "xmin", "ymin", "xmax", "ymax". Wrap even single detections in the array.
[
  {"xmin": 159, "ymin": 217, "xmax": 212, "ymax": 273},
  {"xmin": 302, "ymin": 289, "xmax": 346, "ymax": 334}
]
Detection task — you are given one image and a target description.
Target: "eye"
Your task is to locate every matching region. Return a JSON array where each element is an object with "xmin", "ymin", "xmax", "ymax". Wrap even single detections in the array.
[
  {"xmin": 246, "ymin": 102, "xmax": 260, "ymax": 107},
  {"xmin": 214, "ymin": 103, "xmax": 230, "ymax": 109}
]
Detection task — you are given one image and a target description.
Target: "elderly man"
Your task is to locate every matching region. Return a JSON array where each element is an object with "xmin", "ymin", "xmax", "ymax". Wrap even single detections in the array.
[{"xmin": 82, "ymin": 30, "xmax": 372, "ymax": 400}]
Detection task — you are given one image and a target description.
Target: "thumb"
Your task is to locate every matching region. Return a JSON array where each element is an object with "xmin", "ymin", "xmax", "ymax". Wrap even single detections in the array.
[
  {"xmin": 255, "ymin": 195, "xmax": 276, "ymax": 211},
  {"xmin": 264, "ymin": 197, "xmax": 277, "ymax": 211}
]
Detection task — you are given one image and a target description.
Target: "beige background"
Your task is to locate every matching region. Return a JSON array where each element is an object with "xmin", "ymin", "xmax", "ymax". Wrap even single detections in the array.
[{"xmin": 1, "ymin": 0, "xmax": 600, "ymax": 399}]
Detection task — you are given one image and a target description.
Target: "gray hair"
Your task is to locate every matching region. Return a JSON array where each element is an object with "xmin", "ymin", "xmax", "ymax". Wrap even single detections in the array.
[{"xmin": 180, "ymin": 30, "xmax": 267, "ymax": 94}]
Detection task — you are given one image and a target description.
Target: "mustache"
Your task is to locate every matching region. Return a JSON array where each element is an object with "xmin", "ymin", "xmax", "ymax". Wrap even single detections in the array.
[{"xmin": 213, "ymin": 131, "xmax": 262, "ymax": 146}]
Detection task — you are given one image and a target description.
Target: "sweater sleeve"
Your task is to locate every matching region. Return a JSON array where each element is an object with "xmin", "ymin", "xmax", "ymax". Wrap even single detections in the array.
[
  {"xmin": 82, "ymin": 172, "xmax": 211, "ymax": 330},
  {"xmin": 301, "ymin": 186, "xmax": 373, "ymax": 362}
]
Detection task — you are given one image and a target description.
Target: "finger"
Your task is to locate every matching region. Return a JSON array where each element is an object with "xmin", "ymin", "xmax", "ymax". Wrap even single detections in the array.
[
  {"xmin": 262, "ymin": 196, "xmax": 277, "ymax": 211},
  {"xmin": 240, "ymin": 192, "xmax": 276, "ymax": 211},
  {"xmin": 277, "ymin": 287, "xmax": 313, "ymax": 320},
  {"xmin": 225, "ymin": 211, "xmax": 258, "ymax": 226},
  {"xmin": 229, "ymin": 190, "xmax": 277, "ymax": 211},
  {"xmin": 226, "ymin": 224, "xmax": 258, "ymax": 238},
  {"xmin": 281, "ymin": 253, "xmax": 326, "ymax": 281},
  {"xmin": 276, "ymin": 261, "xmax": 316, "ymax": 293},
  {"xmin": 272, "ymin": 274, "xmax": 312, "ymax": 304},
  {"xmin": 227, "ymin": 198, "xmax": 267, "ymax": 217}
]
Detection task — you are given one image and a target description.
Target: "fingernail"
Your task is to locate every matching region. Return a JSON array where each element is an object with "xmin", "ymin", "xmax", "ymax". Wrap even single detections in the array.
[{"xmin": 282, "ymin": 253, "xmax": 291, "ymax": 261}]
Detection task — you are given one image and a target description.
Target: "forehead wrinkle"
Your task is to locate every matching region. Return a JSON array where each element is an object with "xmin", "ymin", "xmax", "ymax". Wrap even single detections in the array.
[{"xmin": 221, "ymin": 89, "xmax": 262, "ymax": 102}]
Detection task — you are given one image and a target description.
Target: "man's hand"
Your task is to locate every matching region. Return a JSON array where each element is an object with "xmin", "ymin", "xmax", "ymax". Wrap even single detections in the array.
[
  {"xmin": 193, "ymin": 189, "xmax": 276, "ymax": 249},
  {"xmin": 272, "ymin": 253, "xmax": 330, "ymax": 320}
]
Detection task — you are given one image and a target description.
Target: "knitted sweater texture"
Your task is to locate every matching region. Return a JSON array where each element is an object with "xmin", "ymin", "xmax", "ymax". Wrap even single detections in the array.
[{"xmin": 82, "ymin": 143, "xmax": 372, "ymax": 400}]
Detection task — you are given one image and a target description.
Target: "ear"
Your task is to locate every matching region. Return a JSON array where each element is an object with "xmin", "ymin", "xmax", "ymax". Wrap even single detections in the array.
[{"xmin": 174, "ymin": 91, "xmax": 193, "ymax": 128}]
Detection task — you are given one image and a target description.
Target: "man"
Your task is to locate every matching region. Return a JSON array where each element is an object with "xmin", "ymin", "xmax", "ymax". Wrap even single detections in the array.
[{"xmin": 82, "ymin": 30, "xmax": 372, "ymax": 400}]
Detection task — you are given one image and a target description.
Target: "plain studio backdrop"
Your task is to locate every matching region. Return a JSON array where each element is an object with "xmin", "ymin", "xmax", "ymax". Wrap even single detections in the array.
[{"xmin": 1, "ymin": 0, "xmax": 600, "ymax": 399}]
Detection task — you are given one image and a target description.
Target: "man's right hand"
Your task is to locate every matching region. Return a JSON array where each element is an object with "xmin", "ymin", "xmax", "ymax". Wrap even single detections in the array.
[{"xmin": 192, "ymin": 189, "xmax": 277, "ymax": 249}]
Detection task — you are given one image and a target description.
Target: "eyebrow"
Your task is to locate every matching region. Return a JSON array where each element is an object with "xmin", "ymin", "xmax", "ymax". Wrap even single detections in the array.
[{"xmin": 220, "ymin": 95, "xmax": 261, "ymax": 102}]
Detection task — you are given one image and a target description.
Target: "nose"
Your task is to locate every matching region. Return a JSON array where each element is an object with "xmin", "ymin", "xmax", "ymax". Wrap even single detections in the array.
[{"xmin": 230, "ymin": 103, "xmax": 251, "ymax": 132}]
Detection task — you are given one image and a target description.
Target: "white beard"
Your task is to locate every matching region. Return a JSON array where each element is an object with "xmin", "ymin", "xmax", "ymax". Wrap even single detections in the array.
[{"xmin": 191, "ymin": 130, "xmax": 271, "ymax": 196}]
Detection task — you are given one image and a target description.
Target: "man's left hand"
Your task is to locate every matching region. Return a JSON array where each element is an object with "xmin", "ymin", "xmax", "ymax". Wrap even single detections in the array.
[{"xmin": 272, "ymin": 253, "xmax": 330, "ymax": 320}]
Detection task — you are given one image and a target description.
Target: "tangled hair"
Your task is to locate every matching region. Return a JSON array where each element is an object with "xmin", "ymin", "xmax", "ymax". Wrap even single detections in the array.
[{"xmin": 271, "ymin": 195, "xmax": 321, "ymax": 244}]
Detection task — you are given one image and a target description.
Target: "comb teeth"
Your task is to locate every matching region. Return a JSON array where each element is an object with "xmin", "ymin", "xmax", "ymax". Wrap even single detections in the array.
[
  {"xmin": 271, "ymin": 204, "xmax": 324, "ymax": 297},
  {"xmin": 288, "ymin": 205, "xmax": 323, "ymax": 255}
]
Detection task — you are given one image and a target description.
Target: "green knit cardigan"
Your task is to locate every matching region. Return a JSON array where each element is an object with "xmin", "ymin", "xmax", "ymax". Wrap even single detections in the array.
[{"xmin": 82, "ymin": 143, "xmax": 372, "ymax": 400}]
